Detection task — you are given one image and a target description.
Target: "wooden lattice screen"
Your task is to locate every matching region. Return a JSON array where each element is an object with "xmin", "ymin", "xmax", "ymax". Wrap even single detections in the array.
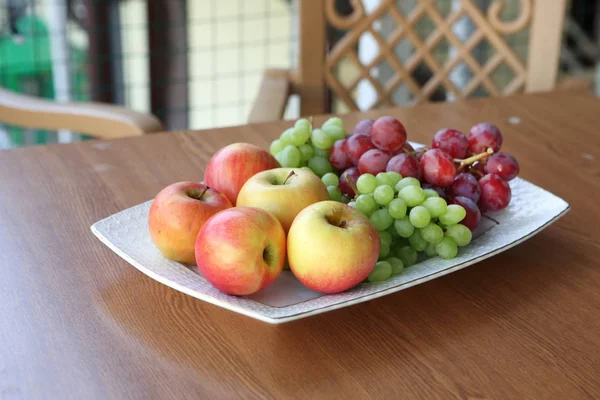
[{"xmin": 319, "ymin": 0, "xmax": 566, "ymax": 112}]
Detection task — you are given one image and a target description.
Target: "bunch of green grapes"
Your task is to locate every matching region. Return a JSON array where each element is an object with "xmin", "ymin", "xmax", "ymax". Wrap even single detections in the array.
[
  {"xmin": 346, "ymin": 173, "xmax": 472, "ymax": 283},
  {"xmin": 269, "ymin": 117, "xmax": 347, "ymax": 177}
]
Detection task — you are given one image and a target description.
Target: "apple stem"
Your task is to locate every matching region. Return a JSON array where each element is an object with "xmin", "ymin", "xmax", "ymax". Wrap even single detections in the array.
[
  {"xmin": 455, "ymin": 148, "xmax": 493, "ymax": 170},
  {"xmin": 283, "ymin": 170, "xmax": 296, "ymax": 185},
  {"xmin": 199, "ymin": 186, "xmax": 210, "ymax": 200}
]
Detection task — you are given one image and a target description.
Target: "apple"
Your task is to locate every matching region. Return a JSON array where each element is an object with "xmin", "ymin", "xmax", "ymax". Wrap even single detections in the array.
[
  {"xmin": 287, "ymin": 201, "xmax": 380, "ymax": 294},
  {"xmin": 195, "ymin": 207, "xmax": 286, "ymax": 296},
  {"xmin": 204, "ymin": 142, "xmax": 280, "ymax": 205},
  {"xmin": 149, "ymin": 181, "xmax": 233, "ymax": 264},
  {"xmin": 236, "ymin": 167, "xmax": 330, "ymax": 233}
]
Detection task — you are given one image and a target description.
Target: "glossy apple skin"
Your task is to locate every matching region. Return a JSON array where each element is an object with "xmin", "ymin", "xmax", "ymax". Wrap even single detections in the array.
[
  {"xmin": 149, "ymin": 181, "xmax": 233, "ymax": 264},
  {"xmin": 195, "ymin": 207, "xmax": 286, "ymax": 296},
  {"xmin": 203, "ymin": 143, "xmax": 280, "ymax": 205},
  {"xmin": 287, "ymin": 201, "xmax": 380, "ymax": 294},
  {"xmin": 236, "ymin": 167, "xmax": 329, "ymax": 233}
]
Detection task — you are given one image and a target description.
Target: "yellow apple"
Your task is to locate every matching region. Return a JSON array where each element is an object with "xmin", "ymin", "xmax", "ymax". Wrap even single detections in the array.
[
  {"xmin": 236, "ymin": 167, "xmax": 329, "ymax": 233},
  {"xmin": 287, "ymin": 201, "xmax": 380, "ymax": 293}
]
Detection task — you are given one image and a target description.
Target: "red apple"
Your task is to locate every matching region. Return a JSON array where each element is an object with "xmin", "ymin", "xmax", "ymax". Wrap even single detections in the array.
[
  {"xmin": 149, "ymin": 182, "xmax": 232, "ymax": 264},
  {"xmin": 195, "ymin": 207, "xmax": 286, "ymax": 296},
  {"xmin": 287, "ymin": 201, "xmax": 380, "ymax": 294},
  {"xmin": 204, "ymin": 143, "xmax": 280, "ymax": 205}
]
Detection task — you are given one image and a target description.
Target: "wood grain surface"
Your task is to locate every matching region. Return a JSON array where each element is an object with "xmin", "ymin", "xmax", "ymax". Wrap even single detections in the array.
[{"xmin": 1, "ymin": 91, "xmax": 599, "ymax": 400}]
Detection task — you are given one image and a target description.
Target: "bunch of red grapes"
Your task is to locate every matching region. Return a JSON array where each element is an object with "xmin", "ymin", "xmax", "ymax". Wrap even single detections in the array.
[{"xmin": 329, "ymin": 117, "xmax": 520, "ymax": 232}]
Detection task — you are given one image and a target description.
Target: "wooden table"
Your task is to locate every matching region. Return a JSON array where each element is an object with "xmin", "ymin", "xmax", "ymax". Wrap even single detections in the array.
[{"xmin": 2, "ymin": 91, "xmax": 599, "ymax": 399}]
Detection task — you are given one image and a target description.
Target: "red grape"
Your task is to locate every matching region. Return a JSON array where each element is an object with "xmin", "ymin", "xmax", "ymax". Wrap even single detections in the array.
[
  {"xmin": 431, "ymin": 128, "xmax": 468, "ymax": 159},
  {"xmin": 468, "ymin": 123, "xmax": 503, "ymax": 153},
  {"xmin": 415, "ymin": 150, "xmax": 426, "ymax": 162},
  {"xmin": 358, "ymin": 149, "xmax": 392, "ymax": 175},
  {"xmin": 479, "ymin": 173, "xmax": 511, "ymax": 211},
  {"xmin": 347, "ymin": 134, "xmax": 376, "ymax": 164},
  {"xmin": 371, "ymin": 116, "xmax": 407, "ymax": 152},
  {"xmin": 448, "ymin": 173, "xmax": 481, "ymax": 203},
  {"xmin": 329, "ymin": 139, "xmax": 353, "ymax": 171},
  {"xmin": 339, "ymin": 167, "xmax": 360, "ymax": 197},
  {"xmin": 484, "ymin": 152, "xmax": 519, "ymax": 181},
  {"xmin": 420, "ymin": 149, "xmax": 456, "ymax": 187},
  {"xmin": 353, "ymin": 119, "xmax": 374, "ymax": 136},
  {"xmin": 422, "ymin": 183, "xmax": 447, "ymax": 199},
  {"xmin": 451, "ymin": 196, "xmax": 481, "ymax": 231},
  {"xmin": 386, "ymin": 153, "xmax": 422, "ymax": 180}
]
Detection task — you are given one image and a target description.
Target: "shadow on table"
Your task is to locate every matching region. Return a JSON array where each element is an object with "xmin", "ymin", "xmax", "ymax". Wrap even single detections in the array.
[{"xmin": 97, "ymin": 230, "xmax": 568, "ymax": 393}]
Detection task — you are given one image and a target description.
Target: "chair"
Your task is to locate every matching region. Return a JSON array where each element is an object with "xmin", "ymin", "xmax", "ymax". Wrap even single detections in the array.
[
  {"xmin": 0, "ymin": 87, "xmax": 164, "ymax": 141},
  {"xmin": 250, "ymin": 0, "xmax": 585, "ymax": 123}
]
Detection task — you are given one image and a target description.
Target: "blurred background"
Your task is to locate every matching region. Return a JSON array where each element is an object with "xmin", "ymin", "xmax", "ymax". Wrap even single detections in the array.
[{"xmin": 1, "ymin": 0, "xmax": 598, "ymax": 148}]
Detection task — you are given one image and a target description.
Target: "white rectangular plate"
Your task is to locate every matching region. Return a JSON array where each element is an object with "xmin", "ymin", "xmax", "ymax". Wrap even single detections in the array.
[{"xmin": 91, "ymin": 177, "xmax": 569, "ymax": 324}]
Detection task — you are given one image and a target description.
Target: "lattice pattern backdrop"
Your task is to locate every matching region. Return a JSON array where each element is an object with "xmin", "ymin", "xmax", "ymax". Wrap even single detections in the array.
[{"xmin": 326, "ymin": 0, "xmax": 534, "ymax": 113}]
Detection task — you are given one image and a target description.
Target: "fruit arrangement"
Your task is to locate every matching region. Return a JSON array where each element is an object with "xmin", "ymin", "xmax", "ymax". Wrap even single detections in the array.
[{"xmin": 148, "ymin": 115, "xmax": 519, "ymax": 297}]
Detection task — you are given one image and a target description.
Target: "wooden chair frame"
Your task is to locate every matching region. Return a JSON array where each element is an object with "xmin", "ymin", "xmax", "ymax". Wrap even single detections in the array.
[
  {"xmin": 249, "ymin": 0, "xmax": 585, "ymax": 123},
  {"xmin": 0, "ymin": 88, "xmax": 164, "ymax": 141}
]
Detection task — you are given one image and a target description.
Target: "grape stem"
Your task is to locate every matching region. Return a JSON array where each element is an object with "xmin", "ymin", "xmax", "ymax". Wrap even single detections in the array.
[
  {"xmin": 343, "ymin": 170, "xmax": 360, "ymax": 199},
  {"xmin": 283, "ymin": 170, "xmax": 296, "ymax": 185},
  {"xmin": 455, "ymin": 148, "xmax": 494, "ymax": 170}
]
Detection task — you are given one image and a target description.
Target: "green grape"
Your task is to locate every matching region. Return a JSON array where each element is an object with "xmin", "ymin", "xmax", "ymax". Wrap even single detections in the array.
[
  {"xmin": 395, "ymin": 177, "xmax": 420, "ymax": 192},
  {"xmin": 394, "ymin": 216, "xmax": 415, "ymax": 238},
  {"xmin": 420, "ymin": 222, "xmax": 444, "ymax": 244},
  {"xmin": 368, "ymin": 261, "xmax": 392, "ymax": 283},
  {"xmin": 357, "ymin": 174, "xmax": 377, "ymax": 194},
  {"xmin": 435, "ymin": 237, "xmax": 458, "ymax": 259},
  {"xmin": 409, "ymin": 206, "xmax": 431, "ymax": 229},
  {"xmin": 378, "ymin": 231, "xmax": 393, "ymax": 246},
  {"xmin": 322, "ymin": 125, "xmax": 346, "ymax": 142},
  {"xmin": 424, "ymin": 242, "xmax": 437, "ymax": 257},
  {"xmin": 369, "ymin": 208, "xmax": 394, "ymax": 231},
  {"xmin": 311, "ymin": 128, "xmax": 334, "ymax": 150},
  {"xmin": 422, "ymin": 197, "xmax": 448, "ymax": 218},
  {"xmin": 356, "ymin": 194, "xmax": 378, "ymax": 216},
  {"xmin": 301, "ymin": 166, "xmax": 313, "ymax": 173},
  {"xmin": 314, "ymin": 147, "xmax": 329, "ymax": 157},
  {"xmin": 398, "ymin": 186, "xmax": 426, "ymax": 207},
  {"xmin": 423, "ymin": 188, "xmax": 440, "ymax": 198},
  {"xmin": 290, "ymin": 126, "xmax": 311, "ymax": 146},
  {"xmin": 373, "ymin": 185, "xmax": 394, "ymax": 206},
  {"xmin": 388, "ymin": 198, "xmax": 407, "ymax": 219},
  {"xmin": 270, "ymin": 139, "xmax": 285, "ymax": 155},
  {"xmin": 321, "ymin": 172, "xmax": 339, "ymax": 187},
  {"xmin": 298, "ymin": 144, "xmax": 315, "ymax": 162},
  {"xmin": 308, "ymin": 156, "xmax": 334, "ymax": 177},
  {"xmin": 408, "ymin": 229, "xmax": 427, "ymax": 252},
  {"xmin": 375, "ymin": 172, "xmax": 395, "ymax": 187},
  {"xmin": 444, "ymin": 224, "xmax": 472, "ymax": 247},
  {"xmin": 276, "ymin": 145, "xmax": 301, "ymax": 168},
  {"xmin": 280, "ymin": 128, "xmax": 294, "ymax": 146},
  {"xmin": 294, "ymin": 118, "xmax": 312, "ymax": 133},
  {"xmin": 438, "ymin": 204, "xmax": 467, "ymax": 225},
  {"xmin": 340, "ymin": 195, "xmax": 351, "ymax": 204},
  {"xmin": 348, "ymin": 201, "xmax": 357, "ymax": 208},
  {"xmin": 386, "ymin": 171, "xmax": 402, "ymax": 187},
  {"xmin": 327, "ymin": 185, "xmax": 342, "ymax": 202},
  {"xmin": 397, "ymin": 246, "xmax": 418, "ymax": 267},
  {"xmin": 323, "ymin": 116, "xmax": 344, "ymax": 128},
  {"xmin": 386, "ymin": 257, "xmax": 404, "ymax": 275},
  {"xmin": 379, "ymin": 242, "xmax": 390, "ymax": 259}
]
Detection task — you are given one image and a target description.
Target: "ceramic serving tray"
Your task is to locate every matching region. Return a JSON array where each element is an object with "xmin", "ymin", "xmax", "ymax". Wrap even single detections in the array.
[{"xmin": 91, "ymin": 169, "xmax": 569, "ymax": 324}]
